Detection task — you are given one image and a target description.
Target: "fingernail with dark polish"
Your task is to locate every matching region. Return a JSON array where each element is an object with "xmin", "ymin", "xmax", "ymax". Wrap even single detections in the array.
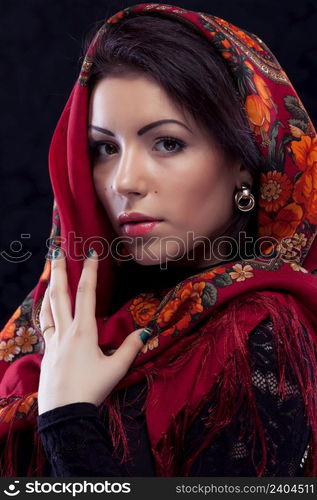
[
  {"xmin": 52, "ymin": 248, "xmax": 60, "ymax": 259},
  {"xmin": 86, "ymin": 248, "xmax": 95, "ymax": 258},
  {"xmin": 139, "ymin": 327, "xmax": 154, "ymax": 344}
]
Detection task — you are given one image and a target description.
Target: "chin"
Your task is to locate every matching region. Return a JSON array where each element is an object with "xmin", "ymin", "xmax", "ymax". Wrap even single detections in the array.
[
  {"xmin": 132, "ymin": 257, "xmax": 164, "ymax": 267},
  {"xmin": 123, "ymin": 240, "xmax": 186, "ymax": 268}
]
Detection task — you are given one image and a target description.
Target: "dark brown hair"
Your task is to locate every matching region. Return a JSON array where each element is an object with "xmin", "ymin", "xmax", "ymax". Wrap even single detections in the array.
[{"xmin": 84, "ymin": 14, "xmax": 264, "ymax": 257}]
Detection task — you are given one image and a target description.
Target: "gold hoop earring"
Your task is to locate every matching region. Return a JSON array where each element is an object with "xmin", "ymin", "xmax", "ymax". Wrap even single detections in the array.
[{"xmin": 234, "ymin": 183, "xmax": 255, "ymax": 212}]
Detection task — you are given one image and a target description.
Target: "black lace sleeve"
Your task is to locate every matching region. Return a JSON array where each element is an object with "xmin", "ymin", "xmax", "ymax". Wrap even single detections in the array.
[
  {"xmin": 37, "ymin": 388, "xmax": 156, "ymax": 477},
  {"xmin": 37, "ymin": 403, "xmax": 128, "ymax": 477},
  {"xmin": 187, "ymin": 318, "xmax": 311, "ymax": 476}
]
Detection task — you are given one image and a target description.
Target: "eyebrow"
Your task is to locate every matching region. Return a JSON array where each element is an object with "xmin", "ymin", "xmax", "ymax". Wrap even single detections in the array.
[{"xmin": 88, "ymin": 119, "xmax": 193, "ymax": 137}]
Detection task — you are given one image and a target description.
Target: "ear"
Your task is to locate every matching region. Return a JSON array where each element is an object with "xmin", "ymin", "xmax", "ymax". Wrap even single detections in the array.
[{"xmin": 235, "ymin": 164, "xmax": 253, "ymax": 190}]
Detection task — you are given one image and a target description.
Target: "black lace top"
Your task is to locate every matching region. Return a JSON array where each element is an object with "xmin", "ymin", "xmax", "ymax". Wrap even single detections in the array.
[{"xmin": 36, "ymin": 319, "xmax": 311, "ymax": 477}]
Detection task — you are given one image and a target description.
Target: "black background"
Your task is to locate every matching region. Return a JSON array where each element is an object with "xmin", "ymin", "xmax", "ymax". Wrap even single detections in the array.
[{"xmin": 1, "ymin": 0, "xmax": 316, "ymax": 324}]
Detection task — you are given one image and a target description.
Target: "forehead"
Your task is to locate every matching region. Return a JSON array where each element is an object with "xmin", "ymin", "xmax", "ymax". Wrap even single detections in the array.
[{"xmin": 88, "ymin": 75, "xmax": 191, "ymax": 125}]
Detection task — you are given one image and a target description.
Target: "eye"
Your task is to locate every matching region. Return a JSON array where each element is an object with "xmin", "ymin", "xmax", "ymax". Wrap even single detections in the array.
[
  {"xmin": 89, "ymin": 141, "xmax": 118, "ymax": 160},
  {"xmin": 89, "ymin": 136, "xmax": 187, "ymax": 161},
  {"xmin": 153, "ymin": 137, "xmax": 186, "ymax": 154}
]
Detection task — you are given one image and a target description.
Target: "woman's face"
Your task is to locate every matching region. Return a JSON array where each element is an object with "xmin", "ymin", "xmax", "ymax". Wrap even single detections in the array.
[{"xmin": 88, "ymin": 75, "xmax": 251, "ymax": 268}]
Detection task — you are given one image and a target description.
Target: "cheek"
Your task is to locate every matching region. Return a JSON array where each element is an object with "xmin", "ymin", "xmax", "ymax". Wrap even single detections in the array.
[
  {"xmin": 93, "ymin": 168, "xmax": 111, "ymax": 197},
  {"xmin": 93, "ymin": 169, "xmax": 103, "ymax": 192},
  {"xmin": 201, "ymin": 174, "xmax": 235, "ymax": 231},
  {"xmin": 173, "ymin": 160, "xmax": 235, "ymax": 233},
  {"xmin": 93, "ymin": 170, "xmax": 113, "ymax": 212}
]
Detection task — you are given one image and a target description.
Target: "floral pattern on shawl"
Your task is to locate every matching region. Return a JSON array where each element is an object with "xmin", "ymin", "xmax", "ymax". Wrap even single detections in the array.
[{"xmin": 129, "ymin": 262, "xmax": 255, "ymax": 343}]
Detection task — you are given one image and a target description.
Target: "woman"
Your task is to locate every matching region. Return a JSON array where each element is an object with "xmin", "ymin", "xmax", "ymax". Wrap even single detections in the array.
[{"xmin": 1, "ymin": 3, "xmax": 317, "ymax": 477}]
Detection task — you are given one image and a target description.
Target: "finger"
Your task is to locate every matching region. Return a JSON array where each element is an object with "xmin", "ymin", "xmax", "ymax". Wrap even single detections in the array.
[
  {"xmin": 49, "ymin": 248, "xmax": 73, "ymax": 330},
  {"xmin": 39, "ymin": 287, "xmax": 55, "ymax": 341},
  {"xmin": 110, "ymin": 328, "xmax": 151, "ymax": 371},
  {"xmin": 74, "ymin": 248, "xmax": 98, "ymax": 324}
]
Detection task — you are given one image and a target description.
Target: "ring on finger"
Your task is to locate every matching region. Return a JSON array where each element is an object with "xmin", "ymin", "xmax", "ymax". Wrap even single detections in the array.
[{"xmin": 42, "ymin": 324, "xmax": 55, "ymax": 335}]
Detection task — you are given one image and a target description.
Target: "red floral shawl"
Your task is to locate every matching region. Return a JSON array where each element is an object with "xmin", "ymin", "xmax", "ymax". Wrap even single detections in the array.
[{"xmin": 1, "ymin": 2, "xmax": 317, "ymax": 477}]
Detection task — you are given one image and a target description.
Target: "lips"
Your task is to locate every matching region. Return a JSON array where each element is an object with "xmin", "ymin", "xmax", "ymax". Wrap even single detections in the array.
[
  {"xmin": 118, "ymin": 212, "xmax": 163, "ymax": 226},
  {"xmin": 122, "ymin": 221, "xmax": 162, "ymax": 237}
]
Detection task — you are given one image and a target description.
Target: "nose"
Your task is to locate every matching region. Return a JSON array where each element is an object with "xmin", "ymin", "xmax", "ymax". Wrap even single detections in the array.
[{"xmin": 111, "ymin": 145, "xmax": 148, "ymax": 198}]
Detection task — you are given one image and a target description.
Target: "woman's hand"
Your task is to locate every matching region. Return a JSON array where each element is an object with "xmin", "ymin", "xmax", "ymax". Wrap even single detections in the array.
[{"xmin": 37, "ymin": 248, "xmax": 150, "ymax": 416}]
